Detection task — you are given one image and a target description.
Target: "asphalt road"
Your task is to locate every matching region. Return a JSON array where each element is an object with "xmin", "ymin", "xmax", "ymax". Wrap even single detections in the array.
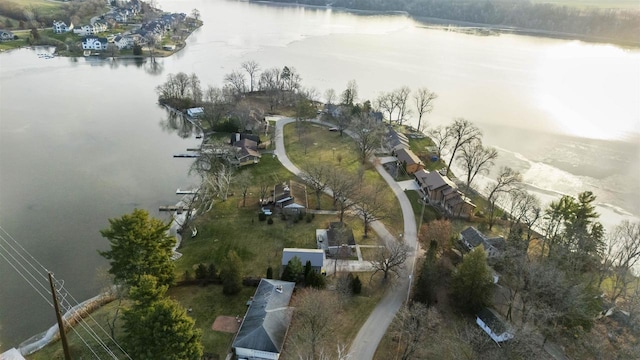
[{"xmin": 273, "ymin": 117, "xmax": 419, "ymax": 360}]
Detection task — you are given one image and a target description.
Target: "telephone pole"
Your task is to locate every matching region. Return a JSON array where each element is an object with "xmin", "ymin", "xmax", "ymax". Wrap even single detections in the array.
[{"xmin": 48, "ymin": 272, "xmax": 72, "ymax": 360}]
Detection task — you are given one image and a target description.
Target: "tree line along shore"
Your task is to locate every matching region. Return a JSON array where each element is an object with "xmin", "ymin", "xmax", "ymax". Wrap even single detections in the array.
[{"xmin": 257, "ymin": 0, "xmax": 640, "ymax": 46}]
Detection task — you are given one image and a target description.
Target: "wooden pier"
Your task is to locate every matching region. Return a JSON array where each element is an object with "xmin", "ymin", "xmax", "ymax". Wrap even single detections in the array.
[{"xmin": 159, "ymin": 206, "xmax": 191, "ymax": 213}]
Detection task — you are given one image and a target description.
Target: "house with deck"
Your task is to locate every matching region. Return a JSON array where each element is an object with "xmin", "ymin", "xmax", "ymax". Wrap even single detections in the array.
[
  {"xmin": 272, "ymin": 180, "xmax": 307, "ymax": 215},
  {"xmin": 232, "ymin": 279, "xmax": 295, "ymax": 360}
]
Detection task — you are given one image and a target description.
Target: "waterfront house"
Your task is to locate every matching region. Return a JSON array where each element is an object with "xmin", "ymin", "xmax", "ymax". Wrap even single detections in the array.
[
  {"xmin": 52, "ymin": 20, "xmax": 73, "ymax": 34},
  {"xmin": 414, "ymin": 169, "xmax": 475, "ymax": 218},
  {"xmin": 386, "ymin": 128, "xmax": 410, "ymax": 152},
  {"xmin": 113, "ymin": 35, "xmax": 133, "ymax": 50},
  {"xmin": 395, "ymin": 148, "xmax": 424, "ymax": 175},
  {"xmin": 232, "ymin": 279, "xmax": 295, "ymax": 360},
  {"xmin": 460, "ymin": 226, "xmax": 506, "ymax": 258},
  {"xmin": 0, "ymin": 29, "xmax": 15, "ymax": 41},
  {"xmin": 82, "ymin": 37, "xmax": 108, "ymax": 51}
]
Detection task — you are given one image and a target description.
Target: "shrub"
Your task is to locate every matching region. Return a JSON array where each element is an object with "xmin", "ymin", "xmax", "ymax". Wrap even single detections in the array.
[
  {"xmin": 266, "ymin": 266, "xmax": 273, "ymax": 279},
  {"xmin": 195, "ymin": 263, "xmax": 207, "ymax": 280},
  {"xmin": 267, "ymin": 217, "xmax": 274, "ymax": 225},
  {"xmin": 351, "ymin": 275, "xmax": 362, "ymax": 294},
  {"xmin": 306, "ymin": 214, "xmax": 313, "ymax": 223},
  {"xmin": 258, "ymin": 212, "xmax": 266, "ymax": 221}
]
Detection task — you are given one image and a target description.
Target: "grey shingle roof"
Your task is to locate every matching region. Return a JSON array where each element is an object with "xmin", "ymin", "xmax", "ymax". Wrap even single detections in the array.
[{"xmin": 232, "ymin": 279, "xmax": 295, "ymax": 354}]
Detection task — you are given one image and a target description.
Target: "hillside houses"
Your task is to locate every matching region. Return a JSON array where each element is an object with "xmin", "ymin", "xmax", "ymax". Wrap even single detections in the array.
[
  {"xmin": 414, "ymin": 169, "xmax": 476, "ymax": 218},
  {"xmin": 52, "ymin": 21, "xmax": 73, "ymax": 34}
]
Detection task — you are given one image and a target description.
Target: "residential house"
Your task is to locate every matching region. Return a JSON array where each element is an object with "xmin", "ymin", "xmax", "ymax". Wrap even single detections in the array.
[
  {"xmin": 52, "ymin": 21, "xmax": 73, "ymax": 34},
  {"xmin": 272, "ymin": 180, "xmax": 307, "ymax": 214},
  {"xmin": 395, "ymin": 148, "xmax": 424, "ymax": 175},
  {"xmin": 281, "ymin": 248, "xmax": 325, "ymax": 274},
  {"xmin": 82, "ymin": 37, "xmax": 108, "ymax": 51},
  {"xmin": 0, "ymin": 30, "xmax": 15, "ymax": 41},
  {"xmin": 460, "ymin": 226, "xmax": 506, "ymax": 258},
  {"xmin": 476, "ymin": 308, "xmax": 514, "ymax": 343},
  {"xmin": 316, "ymin": 222, "xmax": 356, "ymax": 258},
  {"xmin": 232, "ymin": 139, "xmax": 262, "ymax": 167},
  {"xmin": 112, "ymin": 35, "xmax": 133, "ymax": 50},
  {"xmin": 386, "ymin": 128, "xmax": 410, "ymax": 152},
  {"xmin": 230, "ymin": 132, "xmax": 260, "ymax": 146},
  {"xmin": 232, "ymin": 279, "xmax": 295, "ymax": 360},
  {"xmin": 414, "ymin": 169, "xmax": 476, "ymax": 218},
  {"xmin": 74, "ymin": 23, "xmax": 107, "ymax": 36},
  {"xmin": 186, "ymin": 107, "xmax": 204, "ymax": 118}
]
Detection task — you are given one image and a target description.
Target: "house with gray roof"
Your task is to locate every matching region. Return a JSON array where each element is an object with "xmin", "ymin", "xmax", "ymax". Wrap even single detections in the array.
[
  {"xmin": 414, "ymin": 169, "xmax": 476, "ymax": 218},
  {"xmin": 460, "ymin": 226, "xmax": 506, "ymax": 258},
  {"xmin": 476, "ymin": 308, "xmax": 514, "ymax": 343},
  {"xmin": 282, "ymin": 248, "xmax": 325, "ymax": 274},
  {"xmin": 232, "ymin": 279, "xmax": 295, "ymax": 360}
]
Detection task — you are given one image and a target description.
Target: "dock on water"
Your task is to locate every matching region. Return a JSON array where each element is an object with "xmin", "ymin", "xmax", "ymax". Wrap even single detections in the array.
[
  {"xmin": 176, "ymin": 188, "xmax": 198, "ymax": 195},
  {"xmin": 173, "ymin": 153, "xmax": 200, "ymax": 158},
  {"xmin": 159, "ymin": 205, "xmax": 191, "ymax": 213}
]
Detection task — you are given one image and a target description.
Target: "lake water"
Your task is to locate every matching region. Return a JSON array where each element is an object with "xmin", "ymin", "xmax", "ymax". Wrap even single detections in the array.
[{"xmin": 1, "ymin": 0, "xmax": 639, "ymax": 350}]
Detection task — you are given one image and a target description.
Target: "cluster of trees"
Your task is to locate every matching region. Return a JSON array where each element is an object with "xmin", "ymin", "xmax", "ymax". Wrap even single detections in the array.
[
  {"xmin": 99, "ymin": 209, "xmax": 203, "ymax": 359},
  {"xmin": 281, "ymin": 257, "xmax": 326, "ymax": 288},
  {"xmin": 272, "ymin": 0, "xmax": 640, "ymax": 44},
  {"xmin": 0, "ymin": 0, "xmax": 106, "ymax": 30}
]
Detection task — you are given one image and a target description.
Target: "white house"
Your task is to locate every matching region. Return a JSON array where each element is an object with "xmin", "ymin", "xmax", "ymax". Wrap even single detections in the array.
[
  {"xmin": 52, "ymin": 20, "xmax": 73, "ymax": 34},
  {"xmin": 232, "ymin": 279, "xmax": 295, "ymax": 360},
  {"xmin": 82, "ymin": 37, "xmax": 108, "ymax": 51},
  {"xmin": 74, "ymin": 23, "xmax": 107, "ymax": 36},
  {"xmin": 186, "ymin": 107, "xmax": 204, "ymax": 118},
  {"xmin": 113, "ymin": 35, "xmax": 133, "ymax": 50},
  {"xmin": 476, "ymin": 308, "xmax": 514, "ymax": 343}
]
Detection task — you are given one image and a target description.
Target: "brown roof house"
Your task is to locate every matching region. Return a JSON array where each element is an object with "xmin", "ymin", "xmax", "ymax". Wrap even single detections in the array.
[
  {"xmin": 414, "ymin": 169, "xmax": 475, "ymax": 218},
  {"xmin": 316, "ymin": 222, "xmax": 356, "ymax": 258},
  {"xmin": 232, "ymin": 279, "xmax": 295, "ymax": 360},
  {"xmin": 395, "ymin": 148, "xmax": 424, "ymax": 175},
  {"xmin": 229, "ymin": 138, "xmax": 261, "ymax": 167}
]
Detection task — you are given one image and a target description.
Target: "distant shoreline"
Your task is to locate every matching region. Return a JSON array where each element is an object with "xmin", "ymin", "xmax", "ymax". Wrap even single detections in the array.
[{"xmin": 252, "ymin": 0, "xmax": 640, "ymax": 48}]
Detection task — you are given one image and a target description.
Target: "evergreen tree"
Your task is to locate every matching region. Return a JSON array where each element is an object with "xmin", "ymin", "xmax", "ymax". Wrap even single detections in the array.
[
  {"xmin": 122, "ymin": 275, "xmax": 203, "ymax": 360},
  {"xmin": 351, "ymin": 275, "xmax": 362, "ymax": 294},
  {"xmin": 220, "ymin": 250, "xmax": 243, "ymax": 295},
  {"xmin": 99, "ymin": 209, "xmax": 176, "ymax": 287},
  {"xmin": 282, "ymin": 256, "xmax": 304, "ymax": 283},
  {"xmin": 451, "ymin": 247, "xmax": 494, "ymax": 314},
  {"xmin": 414, "ymin": 240, "xmax": 438, "ymax": 305},
  {"xmin": 195, "ymin": 263, "xmax": 208, "ymax": 280},
  {"xmin": 266, "ymin": 266, "xmax": 273, "ymax": 279}
]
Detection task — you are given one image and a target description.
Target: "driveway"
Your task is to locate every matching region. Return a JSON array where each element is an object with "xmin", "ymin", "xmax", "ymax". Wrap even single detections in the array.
[{"xmin": 273, "ymin": 117, "xmax": 419, "ymax": 360}]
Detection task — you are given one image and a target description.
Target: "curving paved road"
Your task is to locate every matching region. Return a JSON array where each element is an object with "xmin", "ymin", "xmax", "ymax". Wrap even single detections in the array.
[{"xmin": 273, "ymin": 117, "xmax": 419, "ymax": 360}]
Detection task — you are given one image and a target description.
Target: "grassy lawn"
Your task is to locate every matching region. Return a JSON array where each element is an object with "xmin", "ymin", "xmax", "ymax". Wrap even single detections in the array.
[
  {"xmin": 283, "ymin": 122, "xmax": 404, "ymax": 236},
  {"xmin": 167, "ymin": 285, "xmax": 257, "ymax": 358},
  {"xmin": 404, "ymin": 190, "xmax": 442, "ymax": 227}
]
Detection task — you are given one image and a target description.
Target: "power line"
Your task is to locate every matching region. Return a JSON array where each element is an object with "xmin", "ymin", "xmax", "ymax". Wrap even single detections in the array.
[{"xmin": 0, "ymin": 226, "xmax": 130, "ymax": 359}]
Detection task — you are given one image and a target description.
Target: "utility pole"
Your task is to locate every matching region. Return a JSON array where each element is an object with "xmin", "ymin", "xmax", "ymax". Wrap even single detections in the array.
[{"xmin": 48, "ymin": 272, "xmax": 72, "ymax": 360}]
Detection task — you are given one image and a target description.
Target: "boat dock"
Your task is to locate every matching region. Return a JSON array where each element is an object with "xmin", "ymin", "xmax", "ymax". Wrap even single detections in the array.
[
  {"xmin": 159, "ymin": 205, "xmax": 191, "ymax": 213},
  {"xmin": 176, "ymin": 188, "xmax": 198, "ymax": 195},
  {"xmin": 173, "ymin": 153, "xmax": 200, "ymax": 158}
]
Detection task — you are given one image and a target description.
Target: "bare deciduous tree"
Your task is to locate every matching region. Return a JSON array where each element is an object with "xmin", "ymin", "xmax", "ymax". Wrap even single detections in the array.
[
  {"xmin": 355, "ymin": 182, "xmax": 388, "ymax": 238},
  {"xmin": 376, "ymin": 91, "xmax": 397, "ymax": 125},
  {"xmin": 341, "ymin": 79, "xmax": 358, "ymax": 106},
  {"xmin": 445, "ymin": 118, "xmax": 482, "ymax": 175},
  {"xmin": 394, "ymin": 86, "xmax": 412, "ymax": 125},
  {"xmin": 325, "ymin": 168, "xmax": 358, "ymax": 223},
  {"xmin": 601, "ymin": 221, "xmax": 640, "ymax": 302},
  {"xmin": 301, "ymin": 164, "xmax": 329, "ymax": 210},
  {"xmin": 241, "ymin": 60, "xmax": 260, "ymax": 92},
  {"xmin": 391, "ymin": 302, "xmax": 433, "ymax": 360},
  {"xmin": 236, "ymin": 171, "xmax": 254, "ymax": 207},
  {"xmin": 486, "ymin": 166, "xmax": 521, "ymax": 230},
  {"xmin": 352, "ymin": 113, "xmax": 384, "ymax": 165},
  {"xmin": 427, "ymin": 125, "xmax": 451, "ymax": 162},
  {"xmin": 370, "ymin": 241, "xmax": 410, "ymax": 280},
  {"xmin": 290, "ymin": 289, "xmax": 337, "ymax": 360},
  {"xmin": 324, "ymin": 88, "xmax": 336, "ymax": 105},
  {"xmin": 456, "ymin": 139, "xmax": 498, "ymax": 191},
  {"xmin": 413, "ymin": 87, "xmax": 438, "ymax": 132},
  {"xmin": 224, "ymin": 70, "xmax": 247, "ymax": 96}
]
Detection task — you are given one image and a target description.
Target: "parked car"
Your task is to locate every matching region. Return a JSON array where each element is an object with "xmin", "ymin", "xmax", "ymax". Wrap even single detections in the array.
[{"xmin": 261, "ymin": 207, "xmax": 272, "ymax": 215}]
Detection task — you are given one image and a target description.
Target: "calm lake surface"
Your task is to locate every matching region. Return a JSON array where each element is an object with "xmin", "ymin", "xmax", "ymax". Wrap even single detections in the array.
[{"xmin": 1, "ymin": 0, "xmax": 639, "ymax": 349}]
